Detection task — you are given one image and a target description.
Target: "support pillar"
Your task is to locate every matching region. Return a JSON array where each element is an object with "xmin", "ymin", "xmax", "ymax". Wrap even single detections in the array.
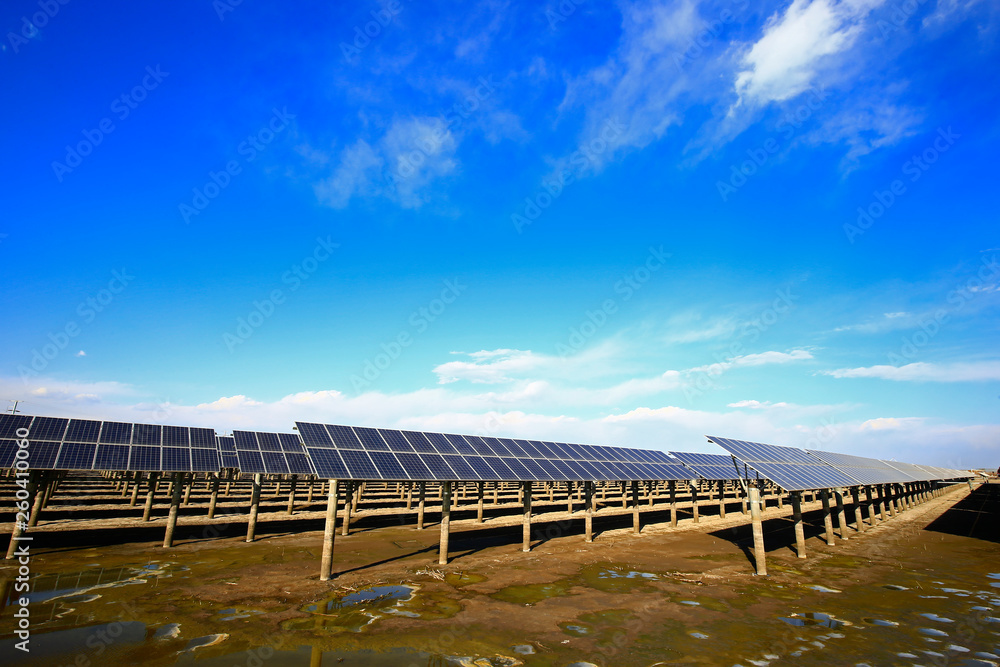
[
  {"xmin": 286, "ymin": 475, "xmax": 298, "ymax": 516},
  {"xmin": 130, "ymin": 471, "xmax": 143, "ymax": 506},
  {"xmin": 163, "ymin": 472, "xmax": 184, "ymax": 548},
  {"xmin": 669, "ymin": 480, "xmax": 677, "ymax": 527},
  {"xmin": 834, "ymin": 488, "xmax": 849, "ymax": 540},
  {"xmin": 791, "ymin": 490, "xmax": 806, "ymax": 559},
  {"xmin": 5, "ymin": 471, "xmax": 40, "ymax": 559},
  {"xmin": 477, "ymin": 481, "xmax": 484, "ymax": 524},
  {"xmin": 691, "ymin": 482, "xmax": 700, "ymax": 524},
  {"xmin": 851, "ymin": 487, "xmax": 865, "ymax": 533},
  {"xmin": 319, "ymin": 480, "xmax": 340, "ymax": 581},
  {"xmin": 246, "ymin": 473, "xmax": 263, "ymax": 542},
  {"xmin": 522, "ymin": 481, "xmax": 532, "ymax": 552},
  {"xmin": 820, "ymin": 489, "xmax": 835, "ymax": 546},
  {"xmin": 631, "ymin": 480, "xmax": 640, "ymax": 534},
  {"xmin": 417, "ymin": 481, "xmax": 426, "ymax": 530},
  {"xmin": 27, "ymin": 472, "xmax": 49, "ymax": 528},
  {"xmin": 584, "ymin": 480, "xmax": 594, "ymax": 543},
  {"xmin": 718, "ymin": 480, "xmax": 726, "ymax": 519},
  {"xmin": 341, "ymin": 482, "xmax": 353, "ymax": 537},
  {"xmin": 567, "ymin": 481, "xmax": 574, "ymax": 515},
  {"xmin": 749, "ymin": 485, "xmax": 767, "ymax": 576},
  {"xmin": 208, "ymin": 474, "xmax": 221, "ymax": 519},
  {"xmin": 438, "ymin": 481, "xmax": 452, "ymax": 565},
  {"xmin": 142, "ymin": 472, "xmax": 159, "ymax": 522}
]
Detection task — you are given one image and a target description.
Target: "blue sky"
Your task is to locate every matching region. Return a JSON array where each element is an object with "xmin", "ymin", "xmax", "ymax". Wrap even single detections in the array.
[{"xmin": 2, "ymin": 0, "xmax": 998, "ymax": 468}]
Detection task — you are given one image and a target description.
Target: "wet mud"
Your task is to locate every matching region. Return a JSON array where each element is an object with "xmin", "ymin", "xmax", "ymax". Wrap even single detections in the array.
[{"xmin": 1, "ymin": 482, "xmax": 997, "ymax": 666}]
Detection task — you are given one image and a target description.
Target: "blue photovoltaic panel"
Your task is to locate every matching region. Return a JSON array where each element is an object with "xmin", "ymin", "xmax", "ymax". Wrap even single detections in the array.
[
  {"xmin": 191, "ymin": 448, "xmax": 221, "ymax": 472},
  {"xmin": 806, "ymin": 449, "xmax": 907, "ymax": 485},
  {"xmin": 238, "ymin": 451, "xmax": 265, "ymax": 474},
  {"xmin": 28, "ymin": 442, "xmax": 60, "ymax": 469},
  {"xmin": 709, "ymin": 436, "xmax": 861, "ymax": 491},
  {"xmin": 233, "ymin": 430, "xmax": 315, "ymax": 475},
  {"xmin": 484, "ymin": 456, "xmax": 515, "ymax": 479},
  {"xmin": 420, "ymin": 453, "xmax": 455, "ymax": 478},
  {"xmin": 368, "ymin": 451, "xmax": 408, "ymax": 479},
  {"xmin": 132, "ymin": 424, "xmax": 162, "ymax": 446},
  {"xmin": 190, "ymin": 428, "xmax": 216, "ymax": 449},
  {"xmin": 262, "ymin": 452, "xmax": 289, "ymax": 475},
  {"xmin": 444, "ymin": 433, "xmax": 478, "ymax": 455},
  {"xmin": 340, "ymin": 449, "xmax": 381, "ymax": 479},
  {"xmin": 513, "ymin": 439, "xmax": 542, "ymax": 458},
  {"xmin": 0, "ymin": 415, "xmax": 33, "ymax": 439},
  {"xmin": 379, "ymin": 429, "xmax": 414, "ymax": 452},
  {"xmin": 162, "ymin": 447, "xmax": 192, "ymax": 472},
  {"xmin": 328, "ymin": 425, "xmax": 364, "ymax": 449},
  {"xmin": 670, "ymin": 451, "xmax": 740, "ymax": 481},
  {"xmin": 396, "ymin": 452, "xmax": 433, "ymax": 479},
  {"xmin": 55, "ymin": 443, "xmax": 96, "ymax": 470},
  {"xmin": 163, "ymin": 425, "xmax": 189, "ymax": 447},
  {"xmin": 95, "ymin": 444, "xmax": 130, "ymax": 470},
  {"xmin": 128, "ymin": 446, "xmax": 161, "ymax": 471},
  {"xmin": 425, "ymin": 432, "xmax": 459, "ymax": 454},
  {"xmin": 401, "ymin": 431, "xmax": 437, "ymax": 454},
  {"xmin": 64, "ymin": 419, "xmax": 101, "ymax": 443},
  {"xmin": 481, "ymin": 437, "xmax": 511, "ymax": 456},
  {"xmin": 442, "ymin": 454, "xmax": 480, "ymax": 480},
  {"xmin": 353, "ymin": 427, "xmax": 391, "ymax": 451},
  {"xmin": 285, "ymin": 453, "xmax": 313, "ymax": 475},
  {"xmin": 28, "ymin": 417, "xmax": 69, "ymax": 442},
  {"xmin": 257, "ymin": 432, "xmax": 281, "ymax": 451},
  {"xmin": 297, "ymin": 422, "xmax": 334, "ymax": 447},
  {"xmin": 308, "ymin": 448, "xmax": 350, "ymax": 479},
  {"xmin": 498, "ymin": 438, "xmax": 527, "ymax": 457},
  {"xmin": 100, "ymin": 422, "xmax": 132, "ymax": 445}
]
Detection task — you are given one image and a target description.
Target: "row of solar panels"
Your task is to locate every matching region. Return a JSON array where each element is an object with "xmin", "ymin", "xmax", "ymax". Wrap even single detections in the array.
[
  {"xmin": 0, "ymin": 415, "xmax": 970, "ymax": 489},
  {"xmin": 708, "ymin": 436, "xmax": 970, "ymax": 492}
]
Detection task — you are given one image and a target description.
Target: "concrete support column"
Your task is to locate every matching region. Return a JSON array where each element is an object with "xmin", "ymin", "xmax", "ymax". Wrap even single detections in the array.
[
  {"xmin": 5, "ymin": 471, "xmax": 41, "ymax": 560},
  {"xmin": 631, "ymin": 480, "xmax": 640, "ymax": 534},
  {"xmin": 208, "ymin": 473, "xmax": 221, "ymax": 519},
  {"xmin": 27, "ymin": 472, "xmax": 49, "ymax": 528},
  {"xmin": 718, "ymin": 480, "xmax": 726, "ymax": 519},
  {"xmin": 522, "ymin": 481, "xmax": 532, "ymax": 552},
  {"xmin": 691, "ymin": 482, "xmax": 700, "ymax": 524},
  {"xmin": 877, "ymin": 485, "xmax": 887, "ymax": 522},
  {"xmin": 417, "ymin": 481, "xmax": 426, "ymax": 530},
  {"xmin": 584, "ymin": 480, "xmax": 594, "ymax": 543},
  {"xmin": 286, "ymin": 475, "xmax": 298, "ymax": 516},
  {"xmin": 130, "ymin": 471, "xmax": 143, "ymax": 506},
  {"xmin": 834, "ymin": 488, "xmax": 849, "ymax": 540},
  {"xmin": 669, "ymin": 480, "xmax": 678, "ymax": 527},
  {"xmin": 246, "ymin": 473, "xmax": 263, "ymax": 542},
  {"xmin": 319, "ymin": 479, "xmax": 340, "ymax": 581},
  {"xmin": 791, "ymin": 490, "xmax": 806, "ymax": 559},
  {"xmin": 567, "ymin": 481, "xmax": 574, "ymax": 515},
  {"xmin": 438, "ymin": 481, "xmax": 452, "ymax": 565},
  {"xmin": 341, "ymin": 482, "xmax": 354, "ymax": 537},
  {"xmin": 749, "ymin": 485, "xmax": 767, "ymax": 576},
  {"xmin": 142, "ymin": 472, "xmax": 160, "ymax": 522},
  {"xmin": 820, "ymin": 489, "xmax": 835, "ymax": 546},
  {"xmin": 163, "ymin": 472, "xmax": 185, "ymax": 548},
  {"xmin": 851, "ymin": 487, "xmax": 865, "ymax": 533},
  {"xmin": 477, "ymin": 481, "xmax": 485, "ymax": 523}
]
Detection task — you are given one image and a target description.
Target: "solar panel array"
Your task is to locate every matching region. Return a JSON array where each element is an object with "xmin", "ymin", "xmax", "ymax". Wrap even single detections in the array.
[
  {"xmin": 806, "ymin": 450, "xmax": 909, "ymax": 485},
  {"xmin": 669, "ymin": 451, "xmax": 740, "ymax": 481},
  {"xmin": 708, "ymin": 436, "xmax": 858, "ymax": 491},
  {"xmin": 0, "ymin": 414, "xmax": 220, "ymax": 473},
  {"xmin": 711, "ymin": 435, "xmax": 969, "ymax": 491},
  {"xmin": 296, "ymin": 422, "xmax": 693, "ymax": 482},
  {"xmin": 232, "ymin": 431, "xmax": 315, "ymax": 476}
]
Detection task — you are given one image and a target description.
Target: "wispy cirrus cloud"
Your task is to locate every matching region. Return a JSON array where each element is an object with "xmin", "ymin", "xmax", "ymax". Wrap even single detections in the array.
[{"xmin": 822, "ymin": 360, "xmax": 1000, "ymax": 382}]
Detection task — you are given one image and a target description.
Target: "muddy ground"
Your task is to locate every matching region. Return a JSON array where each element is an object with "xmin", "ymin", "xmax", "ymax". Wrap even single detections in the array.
[{"xmin": 1, "ymin": 480, "xmax": 997, "ymax": 666}]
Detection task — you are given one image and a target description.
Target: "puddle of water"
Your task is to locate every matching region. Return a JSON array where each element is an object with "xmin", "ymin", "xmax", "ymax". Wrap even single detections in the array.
[
  {"xmin": 446, "ymin": 572, "xmax": 488, "ymax": 588},
  {"xmin": 780, "ymin": 612, "xmax": 851, "ymax": 629},
  {"xmin": 864, "ymin": 618, "xmax": 900, "ymax": 627},
  {"xmin": 182, "ymin": 633, "xmax": 228, "ymax": 653},
  {"xmin": 490, "ymin": 579, "xmax": 578, "ymax": 605},
  {"xmin": 919, "ymin": 627, "xmax": 950, "ymax": 637},
  {"xmin": 560, "ymin": 623, "xmax": 591, "ymax": 636},
  {"xmin": 920, "ymin": 612, "xmax": 955, "ymax": 623},
  {"xmin": 512, "ymin": 644, "xmax": 535, "ymax": 655},
  {"xmin": 285, "ymin": 584, "xmax": 460, "ymax": 633},
  {"xmin": 688, "ymin": 631, "xmax": 710, "ymax": 639},
  {"xmin": 883, "ymin": 584, "xmax": 910, "ymax": 591},
  {"xmin": 808, "ymin": 585, "xmax": 842, "ymax": 593}
]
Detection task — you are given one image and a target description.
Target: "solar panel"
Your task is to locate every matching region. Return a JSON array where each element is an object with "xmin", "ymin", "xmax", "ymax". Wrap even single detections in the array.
[
  {"xmin": 0, "ymin": 416, "xmax": 222, "ymax": 473},
  {"xmin": 708, "ymin": 436, "xmax": 858, "ymax": 491},
  {"xmin": 806, "ymin": 449, "xmax": 908, "ymax": 485},
  {"xmin": 670, "ymin": 451, "xmax": 740, "ymax": 481},
  {"xmin": 232, "ymin": 431, "xmax": 315, "ymax": 475},
  {"xmin": 216, "ymin": 436, "xmax": 239, "ymax": 469}
]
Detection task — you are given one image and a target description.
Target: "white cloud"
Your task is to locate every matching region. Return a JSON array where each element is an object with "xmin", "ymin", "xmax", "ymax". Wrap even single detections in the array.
[
  {"xmin": 733, "ymin": 0, "xmax": 883, "ymax": 107},
  {"xmin": 313, "ymin": 117, "xmax": 458, "ymax": 209},
  {"xmin": 728, "ymin": 399, "xmax": 791, "ymax": 409},
  {"xmin": 822, "ymin": 361, "xmax": 1000, "ymax": 382},
  {"xmin": 688, "ymin": 349, "xmax": 814, "ymax": 375},
  {"xmin": 75, "ymin": 350, "xmax": 87, "ymax": 357}
]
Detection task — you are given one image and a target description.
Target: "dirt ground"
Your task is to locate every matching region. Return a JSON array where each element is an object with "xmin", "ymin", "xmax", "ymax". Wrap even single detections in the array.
[{"xmin": 1, "ymin": 479, "xmax": 998, "ymax": 666}]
